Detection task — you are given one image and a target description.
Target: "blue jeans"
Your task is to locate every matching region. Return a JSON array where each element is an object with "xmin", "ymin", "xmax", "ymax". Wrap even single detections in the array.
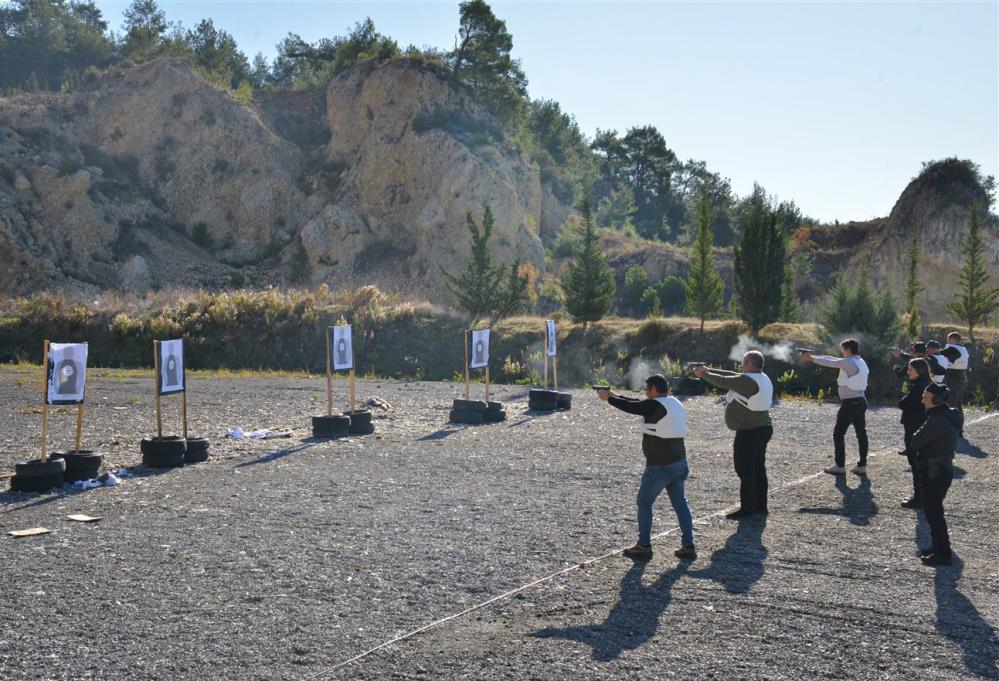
[{"xmin": 636, "ymin": 459, "xmax": 694, "ymax": 547}]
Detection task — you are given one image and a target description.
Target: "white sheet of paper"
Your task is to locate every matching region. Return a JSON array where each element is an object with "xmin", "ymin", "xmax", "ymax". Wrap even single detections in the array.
[
  {"xmin": 546, "ymin": 320, "xmax": 557, "ymax": 357},
  {"xmin": 332, "ymin": 325, "xmax": 353, "ymax": 370},
  {"xmin": 47, "ymin": 342, "xmax": 88, "ymax": 404},
  {"xmin": 470, "ymin": 329, "xmax": 490, "ymax": 369},
  {"xmin": 159, "ymin": 339, "xmax": 185, "ymax": 395}
]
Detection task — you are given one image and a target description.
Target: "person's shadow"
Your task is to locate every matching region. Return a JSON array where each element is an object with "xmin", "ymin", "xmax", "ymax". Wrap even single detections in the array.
[
  {"xmin": 956, "ymin": 439, "xmax": 988, "ymax": 459},
  {"xmin": 688, "ymin": 517, "xmax": 768, "ymax": 593},
  {"xmin": 533, "ymin": 559, "xmax": 690, "ymax": 661},
  {"xmin": 798, "ymin": 476, "xmax": 879, "ymax": 526}
]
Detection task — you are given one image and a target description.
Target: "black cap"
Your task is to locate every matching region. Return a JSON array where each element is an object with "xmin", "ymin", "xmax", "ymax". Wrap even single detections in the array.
[
  {"xmin": 926, "ymin": 340, "xmax": 942, "ymax": 349},
  {"xmin": 911, "ymin": 342, "xmax": 927, "ymax": 353}
]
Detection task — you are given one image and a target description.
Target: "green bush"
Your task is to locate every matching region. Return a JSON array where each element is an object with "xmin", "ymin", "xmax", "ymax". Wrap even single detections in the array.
[{"xmin": 191, "ymin": 222, "xmax": 214, "ymax": 249}]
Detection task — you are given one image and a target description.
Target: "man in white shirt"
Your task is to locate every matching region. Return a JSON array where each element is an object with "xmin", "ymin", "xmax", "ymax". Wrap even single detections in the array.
[{"xmin": 801, "ymin": 338, "xmax": 870, "ymax": 476}]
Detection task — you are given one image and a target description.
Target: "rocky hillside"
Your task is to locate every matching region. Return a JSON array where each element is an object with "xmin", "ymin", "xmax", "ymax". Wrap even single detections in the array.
[{"xmin": 0, "ymin": 58, "xmax": 557, "ymax": 296}]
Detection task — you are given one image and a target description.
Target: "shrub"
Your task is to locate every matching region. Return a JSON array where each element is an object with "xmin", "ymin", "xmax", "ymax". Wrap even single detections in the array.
[{"xmin": 191, "ymin": 222, "xmax": 214, "ymax": 249}]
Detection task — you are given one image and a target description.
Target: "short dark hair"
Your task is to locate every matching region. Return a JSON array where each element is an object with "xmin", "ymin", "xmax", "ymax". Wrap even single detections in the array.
[
  {"xmin": 911, "ymin": 342, "xmax": 927, "ymax": 354},
  {"xmin": 841, "ymin": 338, "xmax": 860, "ymax": 354},
  {"xmin": 645, "ymin": 374, "xmax": 670, "ymax": 394},
  {"xmin": 926, "ymin": 339, "xmax": 942, "ymax": 349},
  {"xmin": 744, "ymin": 350, "xmax": 765, "ymax": 370},
  {"xmin": 947, "ymin": 331, "xmax": 961, "ymax": 342},
  {"xmin": 909, "ymin": 357, "xmax": 930, "ymax": 379}
]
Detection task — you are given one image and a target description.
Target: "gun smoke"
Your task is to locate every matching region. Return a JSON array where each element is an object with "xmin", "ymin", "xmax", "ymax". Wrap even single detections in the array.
[{"xmin": 728, "ymin": 334, "xmax": 795, "ymax": 363}]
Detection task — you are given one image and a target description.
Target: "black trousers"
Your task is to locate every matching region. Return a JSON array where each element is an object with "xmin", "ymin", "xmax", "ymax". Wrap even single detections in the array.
[
  {"xmin": 733, "ymin": 425, "xmax": 773, "ymax": 514},
  {"xmin": 917, "ymin": 458, "xmax": 954, "ymax": 558},
  {"xmin": 949, "ymin": 377, "xmax": 967, "ymax": 435},
  {"xmin": 903, "ymin": 422, "xmax": 922, "ymax": 499},
  {"xmin": 834, "ymin": 397, "xmax": 868, "ymax": 467}
]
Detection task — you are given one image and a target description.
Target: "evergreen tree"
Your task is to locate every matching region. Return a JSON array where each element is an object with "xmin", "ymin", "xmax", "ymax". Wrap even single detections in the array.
[
  {"xmin": 684, "ymin": 194, "xmax": 725, "ymax": 332},
  {"xmin": 623, "ymin": 265, "xmax": 648, "ymax": 317},
  {"xmin": 121, "ymin": 0, "xmax": 167, "ymax": 61},
  {"xmin": 780, "ymin": 267, "xmax": 800, "ymax": 323},
  {"xmin": 562, "ymin": 192, "xmax": 615, "ymax": 330},
  {"xmin": 733, "ymin": 184, "xmax": 785, "ymax": 334},
  {"xmin": 947, "ymin": 203, "xmax": 999, "ymax": 340},
  {"xmin": 903, "ymin": 227, "xmax": 924, "ymax": 339},
  {"xmin": 818, "ymin": 270, "xmax": 900, "ymax": 360}
]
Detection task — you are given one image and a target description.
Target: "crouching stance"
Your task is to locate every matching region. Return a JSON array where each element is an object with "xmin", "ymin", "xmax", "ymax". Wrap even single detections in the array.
[
  {"xmin": 598, "ymin": 374, "xmax": 696, "ymax": 560},
  {"xmin": 901, "ymin": 383, "xmax": 961, "ymax": 566}
]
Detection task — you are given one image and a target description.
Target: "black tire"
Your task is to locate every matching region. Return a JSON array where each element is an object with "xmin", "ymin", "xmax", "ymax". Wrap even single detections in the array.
[
  {"xmin": 452, "ymin": 399, "xmax": 488, "ymax": 412},
  {"xmin": 348, "ymin": 421, "xmax": 375, "ymax": 435},
  {"xmin": 10, "ymin": 473, "xmax": 64, "ymax": 493},
  {"xmin": 528, "ymin": 389, "xmax": 558, "ymax": 411},
  {"xmin": 312, "ymin": 415, "xmax": 350, "ymax": 438},
  {"xmin": 482, "ymin": 409, "xmax": 507, "ymax": 423},
  {"xmin": 345, "ymin": 409, "xmax": 372, "ymax": 426},
  {"xmin": 556, "ymin": 392, "xmax": 572, "ymax": 411},
  {"xmin": 528, "ymin": 398, "xmax": 557, "ymax": 412},
  {"xmin": 486, "ymin": 401, "xmax": 504, "ymax": 410},
  {"xmin": 14, "ymin": 458, "xmax": 67, "ymax": 478},
  {"xmin": 184, "ymin": 437, "xmax": 210, "ymax": 463},
  {"xmin": 64, "ymin": 468, "xmax": 100, "ymax": 484},
  {"xmin": 449, "ymin": 409, "xmax": 484, "ymax": 424},
  {"xmin": 143, "ymin": 449, "xmax": 185, "ymax": 469},
  {"xmin": 54, "ymin": 450, "xmax": 103, "ymax": 472},
  {"xmin": 140, "ymin": 436, "xmax": 187, "ymax": 457}
]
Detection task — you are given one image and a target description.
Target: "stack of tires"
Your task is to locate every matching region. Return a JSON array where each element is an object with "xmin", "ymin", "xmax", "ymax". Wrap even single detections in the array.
[
  {"xmin": 312, "ymin": 414, "xmax": 350, "ymax": 438},
  {"xmin": 184, "ymin": 436, "xmax": 210, "ymax": 463},
  {"xmin": 450, "ymin": 399, "xmax": 506, "ymax": 424},
  {"xmin": 670, "ymin": 376, "xmax": 705, "ymax": 396},
  {"xmin": 53, "ymin": 450, "xmax": 103, "ymax": 483},
  {"xmin": 9, "ymin": 457, "xmax": 66, "ymax": 493},
  {"xmin": 346, "ymin": 409, "xmax": 375, "ymax": 435},
  {"xmin": 528, "ymin": 389, "xmax": 572, "ymax": 412},
  {"xmin": 141, "ymin": 436, "xmax": 186, "ymax": 468}
]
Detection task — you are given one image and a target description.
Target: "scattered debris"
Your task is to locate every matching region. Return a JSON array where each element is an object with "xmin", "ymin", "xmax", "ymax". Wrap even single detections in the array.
[
  {"xmin": 67, "ymin": 514, "xmax": 102, "ymax": 523},
  {"xmin": 8, "ymin": 527, "xmax": 50, "ymax": 538},
  {"xmin": 227, "ymin": 427, "xmax": 293, "ymax": 440},
  {"xmin": 367, "ymin": 396, "xmax": 393, "ymax": 411}
]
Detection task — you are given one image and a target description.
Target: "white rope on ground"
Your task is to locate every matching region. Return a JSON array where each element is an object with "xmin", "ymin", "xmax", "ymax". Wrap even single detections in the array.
[{"xmin": 309, "ymin": 412, "xmax": 997, "ymax": 679}]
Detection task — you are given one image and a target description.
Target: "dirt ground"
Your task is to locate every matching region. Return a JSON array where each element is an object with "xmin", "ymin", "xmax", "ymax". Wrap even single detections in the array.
[{"xmin": 0, "ymin": 368, "xmax": 996, "ymax": 680}]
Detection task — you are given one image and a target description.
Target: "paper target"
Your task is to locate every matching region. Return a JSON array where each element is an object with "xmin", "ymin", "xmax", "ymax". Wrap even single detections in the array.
[
  {"xmin": 470, "ymin": 328, "xmax": 490, "ymax": 369},
  {"xmin": 546, "ymin": 320, "xmax": 557, "ymax": 357},
  {"xmin": 158, "ymin": 339, "xmax": 185, "ymax": 395},
  {"xmin": 331, "ymin": 325, "xmax": 353, "ymax": 371},
  {"xmin": 47, "ymin": 342, "xmax": 88, "ymax": 405}
]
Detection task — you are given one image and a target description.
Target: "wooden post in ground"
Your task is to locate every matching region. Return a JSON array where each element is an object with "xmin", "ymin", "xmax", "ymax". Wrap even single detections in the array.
[
  {"xmin": 554, "ymin": 356, "xmax": 558, "ymax": 393},
  {"xmin": 543, "ymin": 324, "xmax": 549, "ymax": 389},
  {"xmin": 153, "ymin": 340, "xmax": 162, "ymax": 438},
  {"xmin": 484, "ymin": 365, "xmax": 490, "ymax": 403},
  {"xmin": 40, "ymin": 340, "xmax": 49, "ymax": 463},
  {"xmin": 349, "ymin": 368, "xmax": 356, "ymax": 414},
  {"xmin": 74, "ymin": 403, "xmax": 84, "ymax": 453},
  {"xmin": 464, "ymin": 330, "xmax": 470, "ymax": 400},
  {"xmin": 181, "ymin": 390, "xmax": 188, "ymax": 439},
  {"xmin": 325, "ymin": 328, "xmax": 333, "ymax": 417}
]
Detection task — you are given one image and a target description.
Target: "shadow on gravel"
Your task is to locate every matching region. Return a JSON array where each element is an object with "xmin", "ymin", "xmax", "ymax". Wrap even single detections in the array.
[
  {"xmin": 688, "ymin": 518, "xmax": 768, "ymax": 594},
  {"xmin": 417, "ymin": 428, "xmax": 461, "ymax": 441},
  {"xmin": 956, "ymin": 439, "xmax": 988, "ymax": 459},
  {"xmin": 0, "ymin": 486, "xmax": 83, "ymax": 512},
  {"xmin": 532, "ymin": 560, "xmax": 690, "ymax": 661},
  {"xmin": 236, "ymin": 441, "xmax": 322, "ymax": 467},
  {"xmin": 933, "ymin": 556, "xmax": 999, "ymax": 679},
  {"xmin": 797, "ymin": 477, "xmax": 879, "ymax": 526}
]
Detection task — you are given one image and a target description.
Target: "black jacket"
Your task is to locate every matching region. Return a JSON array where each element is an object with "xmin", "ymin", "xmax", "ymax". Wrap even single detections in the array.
[
  {"xmin": 893, "ymin": 352, "xmax": 945, "ymax": 381},
  {"xmin": 903, "ymin": 405, "xmax": 960, "ymax": 463},
  {"xmin": 898, "ymin": 377, "xmax": 930, "ymax": 427}
]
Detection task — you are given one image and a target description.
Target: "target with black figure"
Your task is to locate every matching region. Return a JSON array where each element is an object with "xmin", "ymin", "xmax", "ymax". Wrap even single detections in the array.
[
  {"xmin": 451, "ymin": 327, "xmax": 505, "ymax": 424},
  {"xmin": 9, "ymin": 341, "xmax": 99, "ymax": 492},
  {"xmin": 528, "ymin": 320, "xmax": 572, "ymax": 412},
  {"xmin": 313, "ymin": 323, "xmax": 372, "ymax": 437},
  {"xmin": 141, "ymin": 339, "xmax": 195, "ymax": 468}
]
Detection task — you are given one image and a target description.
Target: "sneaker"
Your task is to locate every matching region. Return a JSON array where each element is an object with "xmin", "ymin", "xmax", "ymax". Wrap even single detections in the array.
[
  {"xmin": 921, "ymin": 553, "xmax": 953, "ymax": 567},
  {"xmin": 725, "ymin": 510, "xmax": 754, "ymax": 520},
  {"xmin": 823, "ymin": 465, "xmax": 846, "ymax": 475},
  {"xmin": 901, "ymin": 498, "xmax": 922, "ymax": 509},
  {"xmin": 674, "ymin": 545, "xmax": 697, "ymax": 560},
  {"xmin": 851, "ymin": 465, "xmax": 868, "ymax": 476},
  {"xmin": 622, "ymin": 543, "xmax": 653, "ymax": 560}
]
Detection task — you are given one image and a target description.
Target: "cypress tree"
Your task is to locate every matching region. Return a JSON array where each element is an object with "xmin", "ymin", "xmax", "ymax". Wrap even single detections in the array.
[
  {"xmin": 733, "ymin": 185, "xmax": 784, "ymax": 334},
  {"xmin": 562, "ymin": 191, "xmax": 615, "ymax": 331},
  {"xmin": 947, "ymin": 203, "xmax": 999, "ymax": 340},
  {"xmin": 903, "ymin": 227, "xmax": 924, "ymax": 339},
  {"xmin": 439, "ymin": 206, "xmax": 505, "ymax": 322},
  {"xmin": 684, "ymin": 194, "xmax": 725, "ymax": 333}
]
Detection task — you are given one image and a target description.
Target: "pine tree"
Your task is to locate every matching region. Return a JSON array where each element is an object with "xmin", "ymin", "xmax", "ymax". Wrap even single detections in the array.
[
  {"xmin": 684, "ymin": 194, "xmax": 725, "ymax": 332},
  {"xmin": 562, "ymin": 191, "xmax": 615, "ymax": 331},
  {"xmin": 903, "ymin": 227, "xmax": 924, "ymax": 339},
  {"xmin": 780, "ymin": 267, "xmax": 800, "ymax": 323},
  {"xmin": 440, "ymin": 206, "xmax": 506, "ymax": 322},
  {"xmin": 947, "ymin": 203, "xmax": 999, "ymax": 340},
  {"xmin": 733, "ymin": 185, "xmax": 784, "ymax": 334}
]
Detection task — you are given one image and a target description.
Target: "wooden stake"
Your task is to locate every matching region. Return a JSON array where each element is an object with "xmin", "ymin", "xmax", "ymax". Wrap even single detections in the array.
[
  {"xmin": 543, "ymin": 324, "xmax": 549, "ymax": 389},
  {"xmin": 349, "ymin": 368, "xmax": 356, "ymax": 414},
  {"xmin": 484, "ymin": 365, "xmax": 490, "ymax": 403},
  {"xmin": 325, "ymin": 328, "xmax": 333, "ymax": 416},
  {"xmin": 181, "ymin": 390, "xmax": 188, "ymax": 439},
  {"xmin": 554, "ymin": 356, "xmax": 559, "ymax": 393},
  {"xmin": 74, "ymin": 403, "xmax": 84, "ymax": 453},
  {"xmin": 153, "ymin": 340, "xmax": 162, "ymax": 438},
  {"xmin": 464, "ymin": 330, "xmax": 470, "ymax": 401},
  {"xmin": 40, "ymin": 340, "xmax": 49, "ymax": 463}
]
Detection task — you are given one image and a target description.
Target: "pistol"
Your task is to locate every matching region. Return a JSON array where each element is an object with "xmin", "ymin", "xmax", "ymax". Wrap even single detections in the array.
[
  {"xmin": 591, "ymin": 385, "xmax": 612, "ymax": 391},
  {"xmin": 687, "ymin": 361, "xmax": 706, "ymax": 368},
  {"xmin": 795, "ymin": 347, "xmax": 814, "ymax": 355}
]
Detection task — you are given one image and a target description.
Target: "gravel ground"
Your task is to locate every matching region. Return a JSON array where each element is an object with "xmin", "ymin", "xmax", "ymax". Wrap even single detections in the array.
[{"xmin": 0, "ymin": 368, "xmax": 996, "ymax": 681}]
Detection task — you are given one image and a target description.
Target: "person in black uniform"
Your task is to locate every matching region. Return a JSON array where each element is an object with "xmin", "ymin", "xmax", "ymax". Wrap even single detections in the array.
[
  {"xmin": 939, "ymin": 331, "xmax": 970, "ymax": 437},
  {"xmin": 900, "ymin": 382, "xmax": 961, "ymax": 566},
  {"xmin": 897, "ymin": 358, "xmax": 931, "ymax": 509},
  {"xmin": 890, "ymin": 342, "xmax": 945, "ymax": 383}
]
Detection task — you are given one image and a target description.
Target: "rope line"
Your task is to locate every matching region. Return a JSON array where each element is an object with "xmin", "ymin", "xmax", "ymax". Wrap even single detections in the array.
[{"xmin": 310, "ymin": 412, "xmax": 997, "ymax": 678}]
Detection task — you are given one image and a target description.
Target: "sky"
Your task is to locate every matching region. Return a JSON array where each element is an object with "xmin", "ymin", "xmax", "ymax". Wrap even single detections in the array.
[{"xmin": 92, "ymin": 0, "xmax": 999, "ymax": 223}]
